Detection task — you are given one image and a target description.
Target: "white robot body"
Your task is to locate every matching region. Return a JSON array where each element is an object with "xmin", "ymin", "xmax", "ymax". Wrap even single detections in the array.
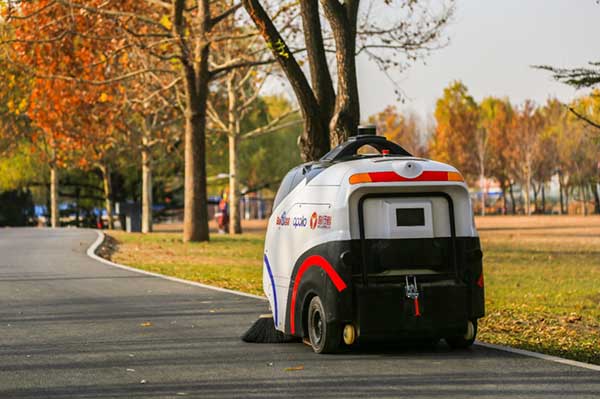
[{"xmin": 262, "ymin": 132, "xmax": 484, "ymax": 349}]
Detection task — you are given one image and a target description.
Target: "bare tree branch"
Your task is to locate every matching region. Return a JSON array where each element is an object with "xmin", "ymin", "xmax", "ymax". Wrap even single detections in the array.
[
  {"xmin": 569, "ymin": 106, "xmax": 600, "ymax": 130},
  {"xmin": 33, "ymin": 68, "xmax": 176, "ymax": 86},
  {"xmin": 210, "ymin": 3, "xmax": 243, "ymax": 29},
  {"xmin": 55, "ymin": 0, "xmax": 171, "ymax": 32},
  {"xmin": 241, "ymin": 109, "xmax": 302, "ymax": 139}
]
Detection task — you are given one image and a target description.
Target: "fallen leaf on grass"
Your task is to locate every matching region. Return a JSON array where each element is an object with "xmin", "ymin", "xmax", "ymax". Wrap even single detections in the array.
[{"xmin": 284, "ymin": 365, "xmax": 304, "ymax": 372}]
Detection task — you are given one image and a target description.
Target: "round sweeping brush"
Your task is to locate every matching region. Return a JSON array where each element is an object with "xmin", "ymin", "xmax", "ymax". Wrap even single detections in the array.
[{"xmin": 241, "ymin": 314, "xmax": 299, "ymax": 344}]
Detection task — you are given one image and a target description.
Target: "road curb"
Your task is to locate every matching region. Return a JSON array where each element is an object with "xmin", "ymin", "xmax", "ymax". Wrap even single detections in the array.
[
  {"xmin": 86, "ymin": 230, "xmax": 267, "ymax": 302},
  {"xmin": 87, "ymin": 229, "xmax": 599, "ymax": 372}
]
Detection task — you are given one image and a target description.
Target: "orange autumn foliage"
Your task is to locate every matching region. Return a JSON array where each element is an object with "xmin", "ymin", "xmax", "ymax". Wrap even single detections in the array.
[
  {"xmin": 6, "ymin": 0, "xmax": 127, "ymax": 167},
  {"xmin": 429, "ymin": 81, "xmax": 479, "ymax": 182},
  {"xmin": 368, "ymin": 105, "xmax": 428, "ymax": 157}
]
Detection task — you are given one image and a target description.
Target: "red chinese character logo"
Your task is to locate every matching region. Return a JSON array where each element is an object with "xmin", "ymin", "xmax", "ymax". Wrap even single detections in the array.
[{"xmin": 310, "ymin": 212, "xmax": 318, "ymax": 229}]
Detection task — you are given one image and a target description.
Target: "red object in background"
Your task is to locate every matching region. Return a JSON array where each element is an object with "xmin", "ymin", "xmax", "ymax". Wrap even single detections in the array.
[
  {"xmin": 217, "ymin": 197, "xmax": 229, "ymax": 232},
  {"xmin": 96, "ymin": 216, "xmax": 104, "ymax": 229}
]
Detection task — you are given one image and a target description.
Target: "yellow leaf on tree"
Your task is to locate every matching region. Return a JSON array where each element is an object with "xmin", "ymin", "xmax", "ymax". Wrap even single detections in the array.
[
  {"xmin": 18, "ymin": 99, "xmax": 27, "ymax": 112},
  {"xmin": 160, "ymin": 15, "xmax": 172, "ymax": 30}
]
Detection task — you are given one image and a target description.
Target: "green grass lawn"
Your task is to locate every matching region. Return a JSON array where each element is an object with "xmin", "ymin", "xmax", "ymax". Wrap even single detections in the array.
[
  {"xmin": 107, "ymin": 231, "xmax": 265, "ymax": 296},
  {"xmin": 478, "ymin": 243, "xmax": 600, "ymax": 363},
  {"xmin": 106, "ymin": 216, "xmax": 600, "ymax": 364}
]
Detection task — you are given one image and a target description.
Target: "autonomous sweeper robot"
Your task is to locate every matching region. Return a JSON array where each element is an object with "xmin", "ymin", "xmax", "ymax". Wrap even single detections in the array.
[{"xmin": 259, "ymin": 126, "xmax": 484, "ymax": 353}]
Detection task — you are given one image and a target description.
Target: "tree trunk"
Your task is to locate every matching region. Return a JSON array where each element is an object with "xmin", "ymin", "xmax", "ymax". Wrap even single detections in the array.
[
  {"xmin": 45, "ymin": 183, "xmax": 51, "ymax": 227},
  {"xmin": 500, "ymin": 181, "xmax": 507, "ymax": 215},
  {"xmin": 75, "ymin": 187, "xmax": 81, "ymax": 227},
  {"xmin": 321, "ymin": 0, "xmax": 360, "ymax": 146},
  {"xmin": 228, "ymin": 134, "xmax": 242, "ymax": 234},
  {"xmin": 524, "ymin": 163, "xmax": 532, "ymax": 215},
  {"xmin": 565, "ymin": 186, "xmax": 570, "ymax": 214},
  {"xmin": 50, "ymin": 165, "xmax": 59, "ymax": 228},
  {"xmin": 558, "ymin": 179, "xmax": 564, "ymax": 214},
  {"xmin": 531, "ymin": 182, "xmax": 540, "ymax": 214},
  {"xmin": 592, "ymin": 183, "xmax": 600, "ymax": 215},
  {"xmin": 182, "ymin": 46, "xmax": 210, "ymax": 241},
  {"xmin": 141, "ymin": 136, "xmax": 153, "ymax": 233},
  {"xmin": 541, "ymin": 184, "xmax": 546, "ymax": 214},
  {"xmin": 227, "ymin": 75, "xmax": 242, "ymax": 235},
  {"xmin": 581, "ymin": 184, "xmax": 588, "ymax": 216},
  {"xmin": 509, "ymin": 182, "xmax": 516, "ymax": 215},
  {"xmin": 479, "ymin": 165, "xmax": 485, "ymax": 216},
  {"xmin": 524, "ymin": 180, "xmax": 530, "ymax": 215},
  {"xmin": 177, "ymin": 0, "xmax": 211, "ymax": 242},
  {"xmin": 99, "ymin": 164, "xmax": 114, "ymax": 230},
  {"xmin": 182, "ymin": 85, "xmax": 210, "ymax": 242}
]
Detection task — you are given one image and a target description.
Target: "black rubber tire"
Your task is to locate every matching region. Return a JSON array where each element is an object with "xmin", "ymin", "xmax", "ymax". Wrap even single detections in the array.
[
  {"xmin": 307, "ymin": 296, "xmax": 340, "ymax": 354},
  {"xmin": 445, "ymin": 319, "xmax": 477, "ymax": 349}
]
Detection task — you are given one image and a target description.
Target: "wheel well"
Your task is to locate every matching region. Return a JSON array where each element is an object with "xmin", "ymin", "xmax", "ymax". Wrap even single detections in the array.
[{"xmin": 301, "ymin": 292, "xmax": 317, "ymax": 339}]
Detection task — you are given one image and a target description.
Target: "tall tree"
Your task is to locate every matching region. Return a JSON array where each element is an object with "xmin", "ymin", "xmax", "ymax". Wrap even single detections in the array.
[
  {"xmin": 475, "ymin": 99, "xmax": 494, "ymax": 216},
  {"xmin": 430, "ymin": 81, "xmax": 479, "ymax": 182},
  {"xmin": 482, "ymin": 98, "xmax": 514, "ymax": 214},
  {"xmin": 208, "ymin": 69, "xmax": 299, "ymax": 234},
  {"xmin": 242, "ymin": 0, "xmax": 454, "ymax": 160},
  {"xmin": 511, "ymin": 101, "xmax": 544, "ymax": 216},
  {"xmin": 118, "ymin": 47, "xmax": 183, "ymax": 233},
  {"xmin": 206, "ymin": 5, "xmax": 298, "ymax": 234}
]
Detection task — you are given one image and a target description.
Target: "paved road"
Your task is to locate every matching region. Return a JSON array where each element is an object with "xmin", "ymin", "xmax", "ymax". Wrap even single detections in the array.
[{"xmin": 0, "ymin": 228, "xmax": 598, "ymax": 399}]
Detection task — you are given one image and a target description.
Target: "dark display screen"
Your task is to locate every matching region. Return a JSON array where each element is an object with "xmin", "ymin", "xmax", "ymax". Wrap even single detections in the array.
[{"xmin": 395, "ymin": 208, "xmax": 425, "ymax": 226}]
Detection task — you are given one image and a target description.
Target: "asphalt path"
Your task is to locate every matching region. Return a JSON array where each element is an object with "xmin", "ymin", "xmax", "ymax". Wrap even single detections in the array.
[{"xmin": 0, "ymin": 228, "xmax": 598, "ymax": 398}]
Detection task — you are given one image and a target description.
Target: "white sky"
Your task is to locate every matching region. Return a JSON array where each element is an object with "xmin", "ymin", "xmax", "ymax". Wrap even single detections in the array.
[{"xmin": 357, "ymin": 0, "xmax": 600, "ymax": 122}]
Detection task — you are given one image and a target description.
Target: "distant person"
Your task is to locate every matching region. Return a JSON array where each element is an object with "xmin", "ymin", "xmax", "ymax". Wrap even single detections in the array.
[
  {"xmin": 216, "ymin": 191, "xmax": 229, "ymax": 233},
  {"xmin": 96, "ymin": 214, "xmax": 104, "ymax": 229}
]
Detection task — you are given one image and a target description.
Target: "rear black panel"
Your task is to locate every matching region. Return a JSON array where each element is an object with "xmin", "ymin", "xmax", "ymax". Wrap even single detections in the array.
[
  {"xmin": 356, "ymin": 282, "xmax": 468, "ymax": 338},
  {"xmin": 285, "ymin": 237, "xmax": 484, "ymax": 339}
]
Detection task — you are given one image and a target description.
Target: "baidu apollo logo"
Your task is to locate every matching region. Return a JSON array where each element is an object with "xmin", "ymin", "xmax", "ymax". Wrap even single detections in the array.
[
  {"xmin": 309, "ymin": 212, "xmax": 332, "ymax": 229},
  {"xmin": 276, "ymin": 212, "xmax": 290, "ymax": 226},
  {"xmin": 292, "ymin": 216, "xmax": 308, "ymax": 228}
]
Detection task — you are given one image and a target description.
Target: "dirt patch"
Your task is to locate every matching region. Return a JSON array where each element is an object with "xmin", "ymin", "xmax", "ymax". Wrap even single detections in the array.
[{"xmin": 95, "ymin": 233, "xmax": 119, "ymax": 261}]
